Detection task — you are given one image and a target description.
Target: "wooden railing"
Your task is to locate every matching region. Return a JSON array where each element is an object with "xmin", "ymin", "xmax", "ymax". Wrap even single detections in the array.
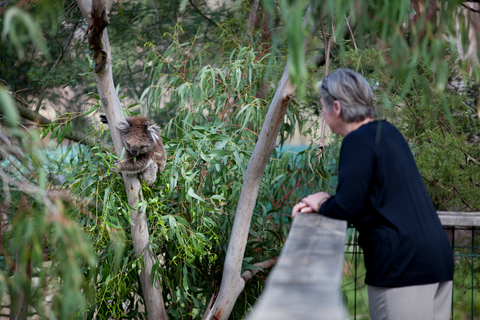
[
  {"xmin": 247, "ymin": 213, "xmax": 348, "ymax": 320},
  {"xmin": 437, "ymin": 211, "xmax": 480, "ymax": 227},
  {"xmin": 247, "ymin": 211, "xmax": 480, "ymax": 320}
]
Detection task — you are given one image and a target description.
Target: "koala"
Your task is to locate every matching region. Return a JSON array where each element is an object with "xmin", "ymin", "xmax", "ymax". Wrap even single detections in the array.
[{"xmin": 100, "ymin": 115, "xmax": 166, "ymax": 186}]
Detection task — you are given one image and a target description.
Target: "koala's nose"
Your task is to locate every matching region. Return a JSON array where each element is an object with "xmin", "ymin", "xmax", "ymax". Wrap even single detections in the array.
[{"xmin": 130, "ymin": 150, "xmax": 139, "ymax": 156}]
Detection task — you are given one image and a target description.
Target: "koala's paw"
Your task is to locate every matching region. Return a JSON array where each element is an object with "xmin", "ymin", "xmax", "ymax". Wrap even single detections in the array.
[
  {"xmin": 110, "ymin": 164, "xmax": 119, "ymax": 173},
  {"xmin": 100, "ymin": 114, "xmax": 108, "ymax": 124}
]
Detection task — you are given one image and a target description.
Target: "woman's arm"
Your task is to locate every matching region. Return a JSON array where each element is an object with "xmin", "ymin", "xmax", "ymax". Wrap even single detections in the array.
[{"xmin": 320, "ymin": 132, "xmax": 374, "ymax": 221}]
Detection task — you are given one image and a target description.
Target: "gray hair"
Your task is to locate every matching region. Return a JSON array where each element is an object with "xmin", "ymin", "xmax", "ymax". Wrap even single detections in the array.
[{"xmin": 317, "ymin": 68, "xmax": 376, "ymax": 123}]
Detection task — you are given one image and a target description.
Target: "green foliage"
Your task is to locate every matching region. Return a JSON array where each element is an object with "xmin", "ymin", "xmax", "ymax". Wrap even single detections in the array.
[
  {"xmin": 141, "ymin": 34, "xmax": 333, "ymax": 318},
  {"xmin": 277, "ymin": 0, "xmax": 309, "ymax": 97},
  {"xmin": 53, "ymin": 31, "xmax": 333, "ymax": 319},
  {"xmin": 28, "ymin": 61, "xmax": 87, "ymax": 88},
  {"xmin": 273, "ymin": 0, "xmax": 480, "ymax": 105},
  {"xmin": 1, "ymin": 6, "xmax": 52, "ymax": 60},
  {"xmin": 0, "ymin": 86, "xmax": 20, "ymax": 127},
  {"xmin": 0, "ymin": 8, "xmax": 99, "ymax": 316},
  {"xmin": 66, "ymin": 144, "xmax": 142, "ymax": 319},
  {"xmin": 0, "ymin": 113, "xmax": 97, "ymax": 319}
]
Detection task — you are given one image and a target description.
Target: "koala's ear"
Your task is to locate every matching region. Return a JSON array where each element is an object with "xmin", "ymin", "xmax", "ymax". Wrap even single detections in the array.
[
  {"xmin": 146, "ymin": 121, "xmax": 161, "ymax": 143},
  {"xmin": 117, "ymin": 119, "xmax": 131, "ymax": 132}
]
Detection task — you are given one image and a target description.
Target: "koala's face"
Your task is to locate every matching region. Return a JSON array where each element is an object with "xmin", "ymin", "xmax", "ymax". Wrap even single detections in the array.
[
  {"xmin": 117, "ymin": 117, "xmax": 161, "ymax": 156},
  {"xmin": 122, "ymin": 132, "xmax": 154, "ymax": 156}
]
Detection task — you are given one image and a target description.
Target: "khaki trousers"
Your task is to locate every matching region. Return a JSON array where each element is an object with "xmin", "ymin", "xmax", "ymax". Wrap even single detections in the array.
[{"xmin": 368, "ymin": 281, "xmax": 452, "ymax": 320}]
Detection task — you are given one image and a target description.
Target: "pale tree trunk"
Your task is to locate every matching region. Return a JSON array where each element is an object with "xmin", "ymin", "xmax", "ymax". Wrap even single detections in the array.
[
  {"xmin": 203, "ymin": 62, "xmax": 295, "ymax": 320},
  {"xmin": 203, "ymin": 7, "xmax": 319, "ymax": 320},
  {"xmin": 76, "ymin": 1, "xmax": 167, "ymax": 319}
]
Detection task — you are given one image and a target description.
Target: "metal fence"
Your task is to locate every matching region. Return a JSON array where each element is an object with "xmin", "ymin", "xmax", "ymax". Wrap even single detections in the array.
[{"xmin": 343, "ymin": 223, "xmax": 480, "ymax": 320}]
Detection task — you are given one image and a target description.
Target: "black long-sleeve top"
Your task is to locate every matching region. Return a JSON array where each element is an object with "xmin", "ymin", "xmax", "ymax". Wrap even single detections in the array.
[{"xmin": 320, "ymin": 120, "xmax": 454, "ymax": 287}]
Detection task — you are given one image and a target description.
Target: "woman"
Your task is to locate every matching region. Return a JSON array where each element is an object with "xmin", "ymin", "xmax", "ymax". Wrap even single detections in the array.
[{"xmin": 292, "ymin": 68, "xmax": 454, "ymax": 320}]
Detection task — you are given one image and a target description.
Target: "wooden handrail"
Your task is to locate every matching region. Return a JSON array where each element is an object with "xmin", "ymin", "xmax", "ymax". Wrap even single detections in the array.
[
  {"xmin": 247, "ymin": 211, "xmax": 480, "ymax": 319},
  {"xmin": 247, "ymin": 213, "xmax": 348, "ymax": 320},
  {"xmin": 438, "ymin": 211, "xmax": 480, "ymax": 226}
]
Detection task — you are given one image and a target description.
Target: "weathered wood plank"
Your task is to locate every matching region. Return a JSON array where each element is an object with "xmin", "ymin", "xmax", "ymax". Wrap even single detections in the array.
[
  {"xmin": 438, "ymin": 211, "xmax": 480, "ymax": 226},
  {"xmin": 247, "ymin": 213, "xmax": 347, "ymax": 320}
]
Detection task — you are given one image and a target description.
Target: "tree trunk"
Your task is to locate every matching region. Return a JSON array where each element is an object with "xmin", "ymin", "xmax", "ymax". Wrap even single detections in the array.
[
  {"xmin": 204, "ymin": 60, "xmax": 295, "ymax": 320},
  {"xmin": 203, "ymin": 6, "xmax": 320, "ymax": 320},
  {"xmin": 76, "ymin": 1, "xmax": 167, "ymax": 319}
]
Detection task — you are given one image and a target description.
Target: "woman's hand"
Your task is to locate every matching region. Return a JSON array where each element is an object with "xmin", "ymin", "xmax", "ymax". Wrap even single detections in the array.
[
  {"xmin": 291, "ymin": 192, "xmax": 331, "ymax": 218},
  {"xmin": 291, "ymin": 202, "xmax": 310, "ymax": 218}
]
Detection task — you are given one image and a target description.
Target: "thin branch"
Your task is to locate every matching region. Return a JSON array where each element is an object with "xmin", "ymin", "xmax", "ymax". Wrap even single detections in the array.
[
  {"xmin": 77, "ymin": 1, "xmax": 168, "ymax": 317},
  {"xmin": 50, "ymin": 22, "xmax": 79, "ymax": 72},
  {"xmin": 345, "ymin": 16, "xmax": 358, "ymax": 51},
  {"xmin": 318, "ymin": 23, "xmax": 333, "ymax": 158},
  {"xmin": 64, "ymin": 1, "xmax": 78, "ymax": 19},
  {"xmin": 241, "ymin": 257, "xmax": 279, "ymax": 282},
  {"xmin": 270, "ymin": 173, "xmax": 305, "ymax": 210},
  {"xmin": 201, "ymin": 294, "xmax": 216, "ymax": 320},
  {"xmin": 321, "ymin": 23, "xmax": 333, "ymax": 76},
  {"xmin": 477, "ymin": 86, "xmax": 480, "ymax": 120},
  {"xmin": 35, "ymin": 22, "xmax": 79, "ymax": 113},
  {"xmin": 463, "ymin": 150, "xmax": 480, "ymax": 165},
  {"xmin": 13, "ymin": 104, "xmax": 104, "ymax": 149},
  {"xmin": 462, "ymin": 3, "xmax": 480, "ymax": 13},
  {"xmin": 0, "ymin": 166, "xmax": 67, "ymax": 221},
  {"xmin": 0, "ymin": 130, "xmax": 24, "ymax": 161},
  {"xmin": 0, "ymin": 148, "xmax": 31, "ymax": 182},
  {"xmin": 188, "ymin": 0, "xmax": 220, "ymax": 29},
  {"xmin": 317, "ymin": 118, "xmax": 327, "ymax": 160}
]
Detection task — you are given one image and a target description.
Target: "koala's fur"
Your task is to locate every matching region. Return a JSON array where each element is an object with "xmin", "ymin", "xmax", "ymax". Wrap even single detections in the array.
[{"xmin": 101, "ymin": 115, "xmax": 166, "ymax": 186}]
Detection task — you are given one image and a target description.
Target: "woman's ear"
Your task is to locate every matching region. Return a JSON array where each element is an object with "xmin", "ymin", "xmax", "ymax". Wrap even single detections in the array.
[{"xmin": 333, "ymin": 100, "xmax": 342, "ymax": 118}]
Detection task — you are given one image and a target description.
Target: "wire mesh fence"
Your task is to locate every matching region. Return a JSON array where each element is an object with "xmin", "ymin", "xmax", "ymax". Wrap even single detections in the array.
[{"xmin": 343, "ymin": 226, "xmax": 480, "ymax": 320}]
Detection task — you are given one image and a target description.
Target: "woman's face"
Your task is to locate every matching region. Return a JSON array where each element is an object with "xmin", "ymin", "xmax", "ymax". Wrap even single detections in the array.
[{"xmin": 321, "ymin": 97, "xmax": 341, "ymax": 134}]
